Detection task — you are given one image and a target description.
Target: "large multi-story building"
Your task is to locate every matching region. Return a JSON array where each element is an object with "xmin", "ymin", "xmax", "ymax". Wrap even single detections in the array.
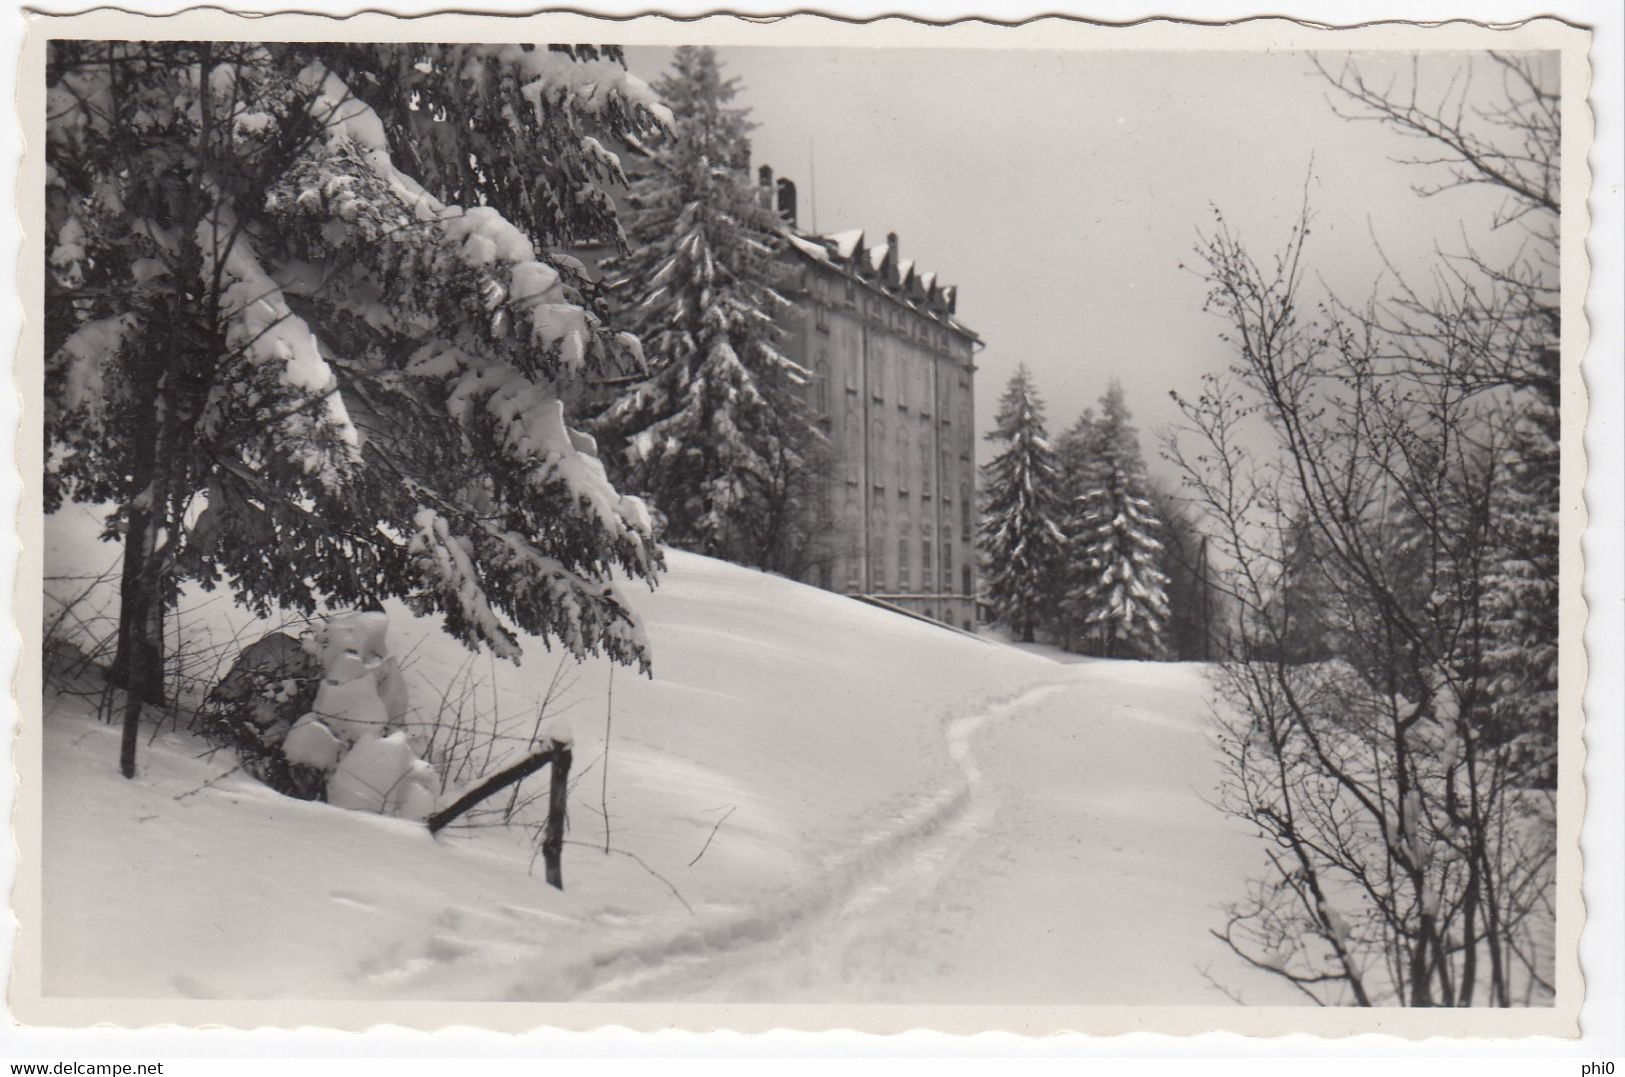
[{"xmin": 768, "ymin": 171, "xmax": 984, "ymax": 630}]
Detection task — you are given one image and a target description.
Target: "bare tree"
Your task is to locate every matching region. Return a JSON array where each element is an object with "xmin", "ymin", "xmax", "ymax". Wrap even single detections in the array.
[
  {"xmin": 734, "ymin": 422, "xmax": 840, "ymax": 582},
  {"xmin": 1168, "ymin": 52, "xmax": 1561, "ymax": 1006}
]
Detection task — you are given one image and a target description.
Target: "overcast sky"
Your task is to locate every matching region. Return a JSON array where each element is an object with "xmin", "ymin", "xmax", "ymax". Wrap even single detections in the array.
[{"xmin": 623, "ymin": 46, "xmax": 1540, "ymax": 478}]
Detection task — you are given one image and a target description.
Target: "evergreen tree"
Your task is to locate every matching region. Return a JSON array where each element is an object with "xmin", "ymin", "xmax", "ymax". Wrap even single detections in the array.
[
  {"xmin": 1050, "ymin": 407, "xmax": 1100, "ymax": 644},
  {"xmin": 1147, "ymin": 481, "xmax": 1223, "ymax": 661},
  {"xmin": 44, "ymin": 43, "xmax": 669, "ymax": 778},
  {"xmin": 1056, "ymin": 407, "xmax": 1099, "ymax": 504},
  {"xmin": 1092, "ymin": 382, "xmax": 1146, "ymax": 477},
  {"xmin": 977, "ymin": 365, "xmax": 1067, "ymax": 642},
  {"xmin": 1062, "ymin": 380, "xmax": 1168, "ymax": 657},
  {"xmin": 1056, "ymin": 384, "xmax": 1147, "ymax": 581},
  {"xmin": 593, "ymin": 46, "xmax": 816, "ymax": 564},
  {"xmin": 1483, "ymin": 387, "xmax": 1559, "ymax": 781},
  {"xmin": 1268, "ymin": 509, "xmax": 1340, "ymax": 664}
]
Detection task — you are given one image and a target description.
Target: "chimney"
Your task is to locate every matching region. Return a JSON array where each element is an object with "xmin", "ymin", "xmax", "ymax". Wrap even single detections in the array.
[
  {"xmin": 776, "ymin": 177, "xmax": 798, "ymax": 226},
  {"xmin": 757, "ymin": 164, "xmax": 775, "ymax": 212},
  {"xmin": 886, "ymin": 231, "xmax": 899, "ymax": 259}
]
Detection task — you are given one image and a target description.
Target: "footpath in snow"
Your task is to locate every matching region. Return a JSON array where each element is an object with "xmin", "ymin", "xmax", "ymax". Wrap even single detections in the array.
[{"xmin": 39, "ymin": 504, "xmax": 1296, "ymax": 1004}]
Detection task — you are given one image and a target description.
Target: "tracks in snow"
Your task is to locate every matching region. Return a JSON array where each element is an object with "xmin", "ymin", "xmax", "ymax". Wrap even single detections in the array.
[{"xmin": 562, "ymin": 681, "xmax": 1068, "ymax": 1001}]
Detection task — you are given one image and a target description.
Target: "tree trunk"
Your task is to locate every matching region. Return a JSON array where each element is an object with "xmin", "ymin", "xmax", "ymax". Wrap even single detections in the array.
[
  {"xmin": 112, "ymin": 130, "xmax": 202, "ymax": 772},
  {"xmin": 113, "ymin": 353, "xmax": 170, "ymax": 779},
  {"xmin": 109, "ymin": 552, "xmax": 166, "ymax": 709},
  {"xmin": 1199, "ymin": 535, "xmax": 1212, "ymax": 661},
  {"xmin": 109, "ymin": 581, "xmax": 166, "ymax": 708},
  {"xmin": 115, "ymin": 507, "xmax": 164, "ymax": 779},
  {"xmin": 1408, "ymin": 884, "xmax": 1436, "ymax": 1006},
  {"xmin": 111, "ymin": 369, "xmax": 168, "ymax": 719}
]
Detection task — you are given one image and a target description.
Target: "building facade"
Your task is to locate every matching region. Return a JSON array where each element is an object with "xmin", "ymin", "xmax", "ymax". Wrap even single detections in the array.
[{"xmin": 777, "ymin": 217, "xmax": 983, "ymax": 631}]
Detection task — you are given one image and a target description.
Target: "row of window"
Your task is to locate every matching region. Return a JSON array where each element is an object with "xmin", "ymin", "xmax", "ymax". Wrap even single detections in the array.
[
  {"xmin": 808, "ymin": 348, "xmax": 972, "ymax": 425},
  {"xmin": 839, "ymin": 413, "xmax": 974, "ymax": 493},
  {"xmin": 810, "ymin": 280, "xmax": 966, "ymax": 357},
  {"xmin": 859, "ymin": 487, "xmax": 974, "ymax": 538},
  {"xmin": 839, "ymin": 506, "xmax": 976, "ymax": 593},
  {"xmin": 842, "ymin": 538, "xmax": 975, "ymax": 597},
  {"xmin": 883, "ymin": 544, "xmax": 975, "ymax": 596}
]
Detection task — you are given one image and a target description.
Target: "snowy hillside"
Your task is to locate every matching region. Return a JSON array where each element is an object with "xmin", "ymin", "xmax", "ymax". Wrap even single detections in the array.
[{"xmin": 40, "ymin": 504, "xmax": 1297, "ymax": 1004}]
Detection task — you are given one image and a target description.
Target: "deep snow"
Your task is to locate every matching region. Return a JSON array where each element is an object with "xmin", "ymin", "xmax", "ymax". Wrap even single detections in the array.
[{"xmin": 40, "ymin": 504, "xmax": 1298, "ymax": 1003}]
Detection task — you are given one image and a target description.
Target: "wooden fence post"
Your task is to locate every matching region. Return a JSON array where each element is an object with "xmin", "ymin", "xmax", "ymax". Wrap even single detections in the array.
[
  {"xmin": 425, "ymin": 735, "xmax": 573, "ymax": 891},
  {"xmin": 543, "ymin": 736, "xmax": 572, "ymax": 889},
  {"xmin": 427, "ymin": 743, "xmax": 556, "ymax": 835}
]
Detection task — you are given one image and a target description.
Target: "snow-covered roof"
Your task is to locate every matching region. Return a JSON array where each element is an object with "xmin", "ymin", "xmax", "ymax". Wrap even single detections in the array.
[
  {"xmin": 779, "ymin": 226, "xmax": 979, "ymax": 343},
  {"xmin": 827, "ymin": 229, "xmax": 864, "ymax": 260},
  {"xmin": 785, "ymin": 232, "xmax": 830, "ymax": 261}
]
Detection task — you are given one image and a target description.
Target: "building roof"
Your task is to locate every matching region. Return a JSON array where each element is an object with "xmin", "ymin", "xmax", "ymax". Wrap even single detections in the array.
[
  {"xmin": 827, "ymin": 228, "xmax": 865, "ymax": 260},
  {"xmin": 785, "ymin": 232, "xmax": 831, "ymax": 260},
  {"xmin": 780, "ymin": 226, "xmax": 980, "ymax": 343}
]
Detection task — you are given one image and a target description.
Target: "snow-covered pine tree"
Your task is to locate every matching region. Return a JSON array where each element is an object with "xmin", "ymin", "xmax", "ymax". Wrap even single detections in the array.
[
  {"xmin": 977, "ymin": 365, "xmax": 1067, "ymax": 643},
  {"xmin": 312, "ymin": 45, "xmax": 649, "ymax": 271},
  {"xmin": 1052, "ymin": 405, "xmax": 1102, "ymax": 647},
  {"xmin": 45, "ymin": 43, "xmax": 669, "ymax": 778},
  {"xmin": 1063, "ymin": 380, "xmax": 1169, "ymax": 658},
  {"xmin": 1056, "ymin": 407, "xmax": 1099, "ymax": 505},
  {"xmin": 593, "ymin": 46, "xmax": 816, "ymax": 564},
  {"xmin": 1483, "ymin": 385, "xmax": 1559, "ymax": 783}
]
